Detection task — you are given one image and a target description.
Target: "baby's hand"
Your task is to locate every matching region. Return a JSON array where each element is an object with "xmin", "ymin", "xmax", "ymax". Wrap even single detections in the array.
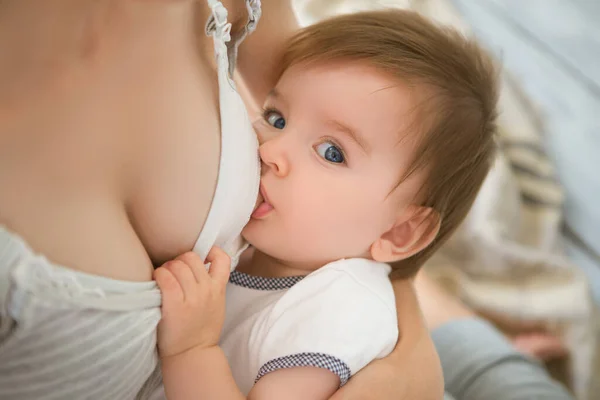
[{"xmin": 155, "ymin": 248, "xmax": 231, "ymax": 358}]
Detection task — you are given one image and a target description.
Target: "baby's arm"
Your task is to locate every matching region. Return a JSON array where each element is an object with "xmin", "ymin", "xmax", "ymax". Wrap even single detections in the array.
[
  {"xmin": 249, "ymin": 368, "xmax": 339, "ymax": 399},
  {"xmin": 156, "ymin": 249, "xmax": 338, "ymax": 400},
  {"xmin": 156, "ymin": 249, "xmax": 243, "ymax": 399}
]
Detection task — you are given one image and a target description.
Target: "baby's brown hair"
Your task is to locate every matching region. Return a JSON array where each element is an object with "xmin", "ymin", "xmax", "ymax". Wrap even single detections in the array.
[{"xmin": 279, "ymin": 9, "xmax": 499, "ymax": 278}]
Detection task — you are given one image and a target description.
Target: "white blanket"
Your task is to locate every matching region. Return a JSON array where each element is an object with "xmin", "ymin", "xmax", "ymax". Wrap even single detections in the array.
[{"xmin": 294, "ymin": 1, "xmax": 600, "ymax": 398}]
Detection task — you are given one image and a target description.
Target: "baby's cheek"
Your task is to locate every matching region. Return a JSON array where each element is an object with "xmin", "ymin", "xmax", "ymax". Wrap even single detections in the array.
[{"xmin": 300, "ymin": 208, "xmax": 363, "ymax": 247}]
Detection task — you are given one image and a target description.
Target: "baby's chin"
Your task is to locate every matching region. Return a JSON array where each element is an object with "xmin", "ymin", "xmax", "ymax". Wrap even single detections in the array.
[
  {"xmin": 241, "ymin": 220, "xmax": 262, "ymax": 248},
  {"xmin": 241, "ymin": 226, "xmax": 283, "ymax": 258}
]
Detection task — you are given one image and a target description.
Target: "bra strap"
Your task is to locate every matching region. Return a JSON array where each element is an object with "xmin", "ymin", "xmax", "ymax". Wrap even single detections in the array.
[
  {"xmin": 206, "ymin": 0, "xmax": 262, "ymax": 78},
  {"xmin": 205, "ymin": 0, "xmax": 232, "ymax": 44}
]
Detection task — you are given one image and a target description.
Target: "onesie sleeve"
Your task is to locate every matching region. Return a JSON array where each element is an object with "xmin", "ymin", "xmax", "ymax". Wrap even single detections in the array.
[{"xmin": 253, "ymin": 259, "xmax": 398, "ymax": 387}]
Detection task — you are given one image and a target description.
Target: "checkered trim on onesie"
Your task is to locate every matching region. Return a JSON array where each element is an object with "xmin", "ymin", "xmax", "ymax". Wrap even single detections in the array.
[
  {"xmin": 229, "ymin": 270, "xmax": 304, "ymax": 291},
  {"xmin": 255, "ymin": 353, "xmax": 351, "ymax": 387}
]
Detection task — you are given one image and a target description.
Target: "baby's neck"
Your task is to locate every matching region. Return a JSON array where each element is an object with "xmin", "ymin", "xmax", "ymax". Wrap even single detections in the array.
[{"xmin": 236, "ymin": 248, "xmax": 320, "ymax": 279}]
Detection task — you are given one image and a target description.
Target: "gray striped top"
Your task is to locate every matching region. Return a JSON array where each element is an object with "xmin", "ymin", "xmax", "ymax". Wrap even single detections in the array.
[{"xmin": 0, "ymin": 226, "xmax": 164, "ymax": 400}]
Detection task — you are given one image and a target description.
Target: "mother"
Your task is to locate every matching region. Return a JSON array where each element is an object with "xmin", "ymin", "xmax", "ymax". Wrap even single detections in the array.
[{"xmin": 0, "ymin": 1, "xmax": 442, "ymax": 399}]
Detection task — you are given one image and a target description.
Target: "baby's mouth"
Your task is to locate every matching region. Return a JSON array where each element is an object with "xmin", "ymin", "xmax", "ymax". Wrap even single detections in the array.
[
  {"xmin": 253, "ymin": 192, "xmax": 264, "ymax": 211},
  {"xmin": 251, "ymin": 184, "xmax": 274, "ymax": 219},
  {"xmin": 251, "ymin": 200, "xmax": 273, "ymax": 219}
]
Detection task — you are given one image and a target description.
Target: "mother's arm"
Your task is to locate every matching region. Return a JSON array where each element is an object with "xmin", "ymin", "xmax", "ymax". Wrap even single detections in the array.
[{"xmin": 232, "ymin": 0, "xmax": 300, "ymax": 106}]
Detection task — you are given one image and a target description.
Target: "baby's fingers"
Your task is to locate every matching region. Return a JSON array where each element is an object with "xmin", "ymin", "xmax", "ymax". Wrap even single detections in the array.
[
  {"xmin": 206, "ymin": 247, "xmax": 231, "ymax": 286},
  {"xmin": 154, "ymin": 267, "xmax": 183, "ymax": 304},
  {"xmin": 176, "ymin": 252, "xmax": 209, "ymax": 284},
  {"xmin": 165, "ymin": 260, "xmax": 198, "ymax": 300}
]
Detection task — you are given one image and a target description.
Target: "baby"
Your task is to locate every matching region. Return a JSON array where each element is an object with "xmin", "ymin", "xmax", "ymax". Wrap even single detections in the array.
[{"xmin": 155, "ymin": 9, "xmax": 498, "ymax": 400}]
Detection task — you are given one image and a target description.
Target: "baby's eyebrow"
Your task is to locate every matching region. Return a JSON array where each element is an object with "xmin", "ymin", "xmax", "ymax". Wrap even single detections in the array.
[
  {"xmin": 265, "ymin": 88, "xmax": 289, "ymax": 109},
  {"xmin": 267, "ymin": 88, "xmax": 282, "ymax": 101},
  {"xmin": 328, "ymin": 119, "xmax": 371, "ymax": 154},
  {"xmin": 266, "ymin": 88, "xmax": 277, "ymax": 98}
]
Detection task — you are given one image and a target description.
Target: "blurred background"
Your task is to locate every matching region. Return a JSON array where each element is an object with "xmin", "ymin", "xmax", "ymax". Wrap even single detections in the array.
[{"xmin": 451, "ymin": 0, "xmax": 600, "ymax": 304}]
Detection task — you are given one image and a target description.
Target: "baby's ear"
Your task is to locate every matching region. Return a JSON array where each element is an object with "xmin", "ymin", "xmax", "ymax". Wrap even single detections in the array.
[{"xmin": 370, "ymin": 206, "xmax": 440, "ymax": 263}]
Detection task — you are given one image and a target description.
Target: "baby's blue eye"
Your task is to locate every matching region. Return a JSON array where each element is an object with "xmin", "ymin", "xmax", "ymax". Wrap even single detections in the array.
[
  {"xmin": 316, "ymin": 142, "xmax": 345, "ymax": 164},
  {"xmin": 265, "ymin": 111, "xmax": 286, "ymax": 130}
]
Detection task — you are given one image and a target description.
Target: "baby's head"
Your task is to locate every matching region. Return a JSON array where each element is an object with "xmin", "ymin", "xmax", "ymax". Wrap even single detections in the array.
[{"xmin": 244, "ymin": 9, "xmax": 498, "ymax": 278}]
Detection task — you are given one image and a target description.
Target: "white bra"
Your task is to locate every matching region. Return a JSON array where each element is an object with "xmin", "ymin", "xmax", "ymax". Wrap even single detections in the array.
[{"xmin": 193, "ymin": 0, "xmax": 262, "ymax": 267}]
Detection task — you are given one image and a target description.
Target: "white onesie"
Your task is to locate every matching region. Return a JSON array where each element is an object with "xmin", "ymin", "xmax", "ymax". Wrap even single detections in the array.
[{"xmin": 221, "ymin": 258, "xmax": 399, "ymax": 394}]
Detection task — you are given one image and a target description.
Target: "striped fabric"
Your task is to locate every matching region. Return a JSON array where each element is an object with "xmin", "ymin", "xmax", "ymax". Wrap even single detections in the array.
[
  {"xmin": 0, "ymin": 226, "xmax": 163, "ymax": 400},
  {"xmin": 229, "ymin": 270, "xmax": 304, "ymax": 290},
  {"xmin": 256, "ymin": 352, "xmax": 351, "ymax": 386}
]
